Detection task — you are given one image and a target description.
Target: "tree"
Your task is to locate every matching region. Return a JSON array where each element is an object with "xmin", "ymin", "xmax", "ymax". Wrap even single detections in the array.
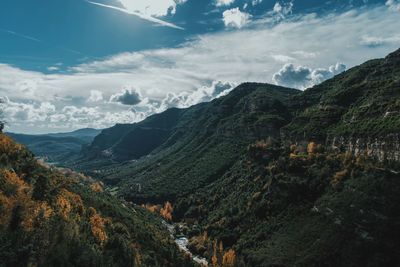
[{"xmin": 0, "ymin": 98, "xmax": 4, "ymax": 132}]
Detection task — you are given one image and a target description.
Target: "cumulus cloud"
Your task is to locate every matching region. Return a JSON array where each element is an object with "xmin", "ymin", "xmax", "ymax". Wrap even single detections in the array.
[
  {"xmin": 157, "ymin": 80, "xmax": 236, "ymax": 111},
  {"xmin": 222, "ymin": 8, "xmax": 251, "ymax": 28},
  {"xmin": 88, "ymin": 90, "xmax": 104, "ymax": 102},
  {"xmin": 272, "ymin": 63, "xmax": 346, "ymax": 89},
  {"xmin": 0, "ymin": 97, "xmax": 56, "ymax": 124},
  {"xmin": 215, "ymin": 0, "xmax": 235, "ymax": 7},
  {"xmin": 386, "ymin": 0, "xmax": 400, "ymax": 11},
  {"xmin": 110, "ymin": 88, "xmax": 142, "ymax": 105},
  {"xmin": 0, "ymin": 96, "xmax": 148, "ymax": 133}
]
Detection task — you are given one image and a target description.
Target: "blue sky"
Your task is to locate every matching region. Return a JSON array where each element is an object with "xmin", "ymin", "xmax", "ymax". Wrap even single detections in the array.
[{"xmin": 0, "ymin": 0, "xmax": 399, "ymax": 133}]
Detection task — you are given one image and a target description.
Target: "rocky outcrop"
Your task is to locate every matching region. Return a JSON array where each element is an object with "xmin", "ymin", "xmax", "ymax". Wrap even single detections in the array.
[{"xmin": 329, "ymin": 134, "xmax": 400, "ymax": 162}]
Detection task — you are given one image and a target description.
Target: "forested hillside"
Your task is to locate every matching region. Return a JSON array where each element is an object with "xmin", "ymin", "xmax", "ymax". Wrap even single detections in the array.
[
  {"xmin": 0, "ymin": 133, "xmax": 195, "ymax": 267},
  {"xmin": 7, "ymin": 128, "xmax": 101, "ymax": 163},
  {"xmin": 75, "ymin": 49, "xmax": 400, "ymax": 266},
  {"xmin": 7, "ymin": 49, "xmax": 400, "ymax": 267}
]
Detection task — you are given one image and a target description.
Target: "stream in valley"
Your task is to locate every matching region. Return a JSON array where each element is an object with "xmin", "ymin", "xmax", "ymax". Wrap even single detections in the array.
[{"xmin": 162, "ymin": 220, "xmax": 209, "ymax": 266}]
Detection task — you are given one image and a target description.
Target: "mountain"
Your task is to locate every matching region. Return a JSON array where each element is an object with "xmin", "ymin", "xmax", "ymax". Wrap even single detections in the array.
[
  {"xmin": 46, "ymin": 128, "xmax": 102, "ymax": 142},
  {"xmin": 282, "ymin": 48, "xmax": 400, "ymax": 143},
  {"xmin": 7, "ymin": 128, "xmax": 101, "ymax": 163},
  {"xmin": 82, "ymin": 108, "xmax": 184, "ymax": 162},
  {"xmin": 69, "ymin": 49, "xmax": 400, "ymax": 266},
  {"xmin": 0, "ymin": 133, "xmax": 195, "ymax": 267},
  {"xmin": 79, "ymin": 84, "xmax": 300, "ymax": 202}
]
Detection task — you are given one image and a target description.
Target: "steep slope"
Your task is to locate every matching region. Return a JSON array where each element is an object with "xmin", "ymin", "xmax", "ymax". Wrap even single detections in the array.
[
  {"xmin": 174, "ymin": 140, "xmax": 400, "ymax": 267},
  {"xmin": 282, "ymin": 49, "xmax": 400, "ymax": 159},
  {"xmin": 82, "ymin": 108, "xmax": 184, "ymax": 162},
  {"xmin": 0, "ymin": 133, "xmax": 195, "ymax": 267},
  {"xmin": 7, "ymin": 128, "xmax": 101, "ymax": 163},
  {"xmin": 94, "ymin": 84, "xmax": 299, "ymax": 202},
  {"xmin": 80, "ymin": 49, "xmax": 400, "ymax": 266},
  {"xmin": 87, "ymin": 46, "xmax": 400, "ymax": 202},
  {"xmin": 168, "ymin": 48, "xmax": 400, "ymax": 266}
]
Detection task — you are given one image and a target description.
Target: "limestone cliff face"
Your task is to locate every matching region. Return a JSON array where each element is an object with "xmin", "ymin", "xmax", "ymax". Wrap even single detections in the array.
[{"xmin": 328, "ymin": 134, "xmax": 400, "ymax": 162}]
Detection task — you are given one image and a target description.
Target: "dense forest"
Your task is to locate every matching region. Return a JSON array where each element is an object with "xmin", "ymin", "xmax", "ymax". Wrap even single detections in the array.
[
  {"xmin": 3, "ymin": 49, "xmax": 400, "ymax": 266},
  {"xmin": 0, "ymin": 133, "xmax": 195, "ymax": 267}
]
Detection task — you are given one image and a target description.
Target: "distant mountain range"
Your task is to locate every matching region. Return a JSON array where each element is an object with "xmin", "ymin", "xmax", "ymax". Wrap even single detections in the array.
[{"xmin": 6, "ymin": 128, "xmax": 101, "ymax": 163}]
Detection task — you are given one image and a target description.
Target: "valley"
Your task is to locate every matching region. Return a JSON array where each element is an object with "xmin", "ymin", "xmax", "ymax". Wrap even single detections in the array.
[{"xmin": 5, "ymin": 48, "xmax": 400, "ymax": 266}]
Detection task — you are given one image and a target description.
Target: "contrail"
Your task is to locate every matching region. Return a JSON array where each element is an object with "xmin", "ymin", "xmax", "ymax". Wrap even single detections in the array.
[
  {"xmin": 86, "ymin": 1, "xmax": 184, "ymax": 30},
  {"xmin": 0, "ymin": 28, "xmax": 42, "ymax": 43}
]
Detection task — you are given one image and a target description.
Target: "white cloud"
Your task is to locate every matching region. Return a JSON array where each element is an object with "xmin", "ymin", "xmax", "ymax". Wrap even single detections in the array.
[
  {"xmin": 222, "ymin": 8, "xmax": 251, "ymax": 28},
  {"xmin": 272, "ymin": 62, "xmax": 346, "ymax": 89},
  {"xmin": 87, "ymin": 1, "xmax": 184, "ymax": 30},
  {"xmin": 273, "ymin": 1, "xmax": 293, "ymax": 20},
  {"xmin": 215, "ymin": 0, "xmax": 235, "ymax": 7},
  {"xmin": 386, "ymin": 0, "xmax": 400, "ymax": 11},
  {"xmin": 157, "ymin": 80, "xmax": 236, "ymax": 111},
  {"xmin": 272, "ymin": 54, "xmax": 295, "ymax": 62},
  {"xmin": 117, "ymin": 0, "xmax": 186, "ymax": 16},
  {"xmin": 1, "ymin": 97, "xmax": 56, "ymax": 123},
  {"xmin": 252, "ymin": 0, "xmax": 263, "ymax": 6},
  {"xmin": 47, "ymin": 66, "xmax": 60, "ymax": 71},
  {"xmin": 88, "ymin": 90, "xmax": 104, "ymax": 102},
  {"xmin": 1, "ymin": 6, "xmax": 399, "ymax": 133},
  {"xmin": 360, "ymin": 35, "xmax": 400, "ymax": 47},
  {"xmin": 110, "ymin": 88, "xmax": 142, "ymax": 105}
]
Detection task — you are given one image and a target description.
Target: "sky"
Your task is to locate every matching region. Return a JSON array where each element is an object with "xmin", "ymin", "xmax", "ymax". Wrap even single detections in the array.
[{"xmin": 0, "ymin": 0, "xmax": 399, "ymax": 134}]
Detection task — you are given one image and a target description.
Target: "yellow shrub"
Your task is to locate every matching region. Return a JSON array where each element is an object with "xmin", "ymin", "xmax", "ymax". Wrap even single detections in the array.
[
  {"xmin": 89, "ymin": 209, "xmax": 110, "ymax": 245},
  {"xmin": 222, "ymin": 249, "xmax": 236, "ymax": 267},
  {"xmin": 160, "ymin": 201, "xmax": 173, "ymax": 221},
  {"xmin": 90, "ymin": 182, "xmax": 104, "ymax": 193}
]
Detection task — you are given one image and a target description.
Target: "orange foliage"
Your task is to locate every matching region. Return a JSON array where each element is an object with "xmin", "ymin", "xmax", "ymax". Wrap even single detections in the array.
[
  {"xmin": 142, "ymin": 203, "xmax": 161, "ymax": 213},
  {"xmin": 0, "ymin": 192, "xmax": 15, "ymax": 227},
  {"xmin": 56, "ymin": 189, "xmax": 84, "ymax": 219},
  {"xmin": 56, "ymin": 194, "xmax": 72, "ymax": 219},
  {"xmin": 0, "ymin": 170, "xmax": 55, "ymax": 231},
  {"xmin": 0, "ymin": 171, "xmax": 31, "ymax": 228},
  {"xmin": 160, "ymin": 201, "xmax": 173, "ymax": 221},
  {"xmin": 331, "ymin": 169, "xmax": 348, "ymax": 187},
  {"xmin": 0, "ymin": 134, "xmax": 25, "ymax": 158},
  {"xmin": 89, "ymin": 208, "xmax": 110, "ymax": 245},
  {"xmin": 222, "ymin": 249, "xmax": 236, "ymax": 267},
  {"xmin": 21, "ymin": 201, "xmax": 53, "ymax": 231},
  {"xmin": 90, "ymin": 182, "xmax": 104, "ymax": 193},
  {"xmin": 2, "ymin": 170, "xmax": 30, "ymax": 194},
  {"xmin": 212, "ymin": 240, "xmax": 219, "ymax": 267}
]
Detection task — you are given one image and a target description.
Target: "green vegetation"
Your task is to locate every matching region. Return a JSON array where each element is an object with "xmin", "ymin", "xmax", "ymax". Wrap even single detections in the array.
[
  {"xmin": 174, "ymin": 141, "xmax": 400, "ymax": 266},
  {"xmin": 86, "ymin": 84, "xmax": 299, "ymax": 202},
  {"xmin": 7, "ymin": 49, "xmax": 400, "ymax": 266},
  {"xmin": 0, "ymin": 133, "xmax": 195, "ymax": 267},
  {"xmin": 283, "ymin": 49, "xmax": 400, "ymax": 140},
  {"xmin": 7, "ymin": 128, "xmax": 101, "ymax": 163}
]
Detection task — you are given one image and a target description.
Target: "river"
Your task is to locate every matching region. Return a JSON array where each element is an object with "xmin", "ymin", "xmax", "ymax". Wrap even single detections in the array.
[{"xmin": 162, "ymin": 220, "xmax": 209, "ymax": 266}]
